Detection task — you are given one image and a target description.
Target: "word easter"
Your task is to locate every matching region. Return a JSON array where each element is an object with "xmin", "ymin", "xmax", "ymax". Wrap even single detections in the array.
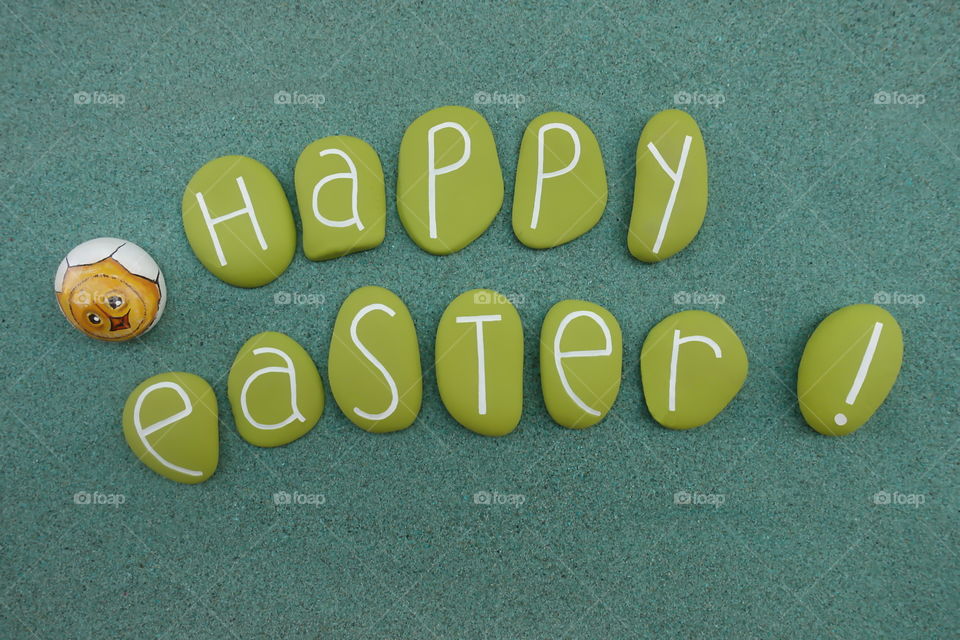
[
  {"xmin": 123, "ymin": 287, "xmax": 904, "ymax": 484},
  {"xmin": 120, "ymin": 105, "xmax": 904, "ymax": 485}
]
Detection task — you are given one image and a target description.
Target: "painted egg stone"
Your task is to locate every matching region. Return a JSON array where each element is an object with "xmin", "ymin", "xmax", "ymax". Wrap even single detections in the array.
[{"xmin": 54, "ymin": 237, "xmax": 166, "ymax": 341}]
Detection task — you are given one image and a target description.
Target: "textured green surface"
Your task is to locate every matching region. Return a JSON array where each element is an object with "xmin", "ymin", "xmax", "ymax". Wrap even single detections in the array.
[{"xmin": 2, "ymin": 2, "xmax": 958, "ymax": 638}]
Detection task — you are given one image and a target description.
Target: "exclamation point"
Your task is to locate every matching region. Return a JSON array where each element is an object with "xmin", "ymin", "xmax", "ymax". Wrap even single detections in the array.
[{"xmin": 834, "ymin": 322, "xmax": 884, "ymax": 426}]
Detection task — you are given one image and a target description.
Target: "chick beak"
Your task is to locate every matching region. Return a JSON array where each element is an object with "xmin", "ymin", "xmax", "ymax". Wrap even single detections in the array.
[{"xmin": 109, "ymin": 312, "xmax": 131, "ymax": 331}]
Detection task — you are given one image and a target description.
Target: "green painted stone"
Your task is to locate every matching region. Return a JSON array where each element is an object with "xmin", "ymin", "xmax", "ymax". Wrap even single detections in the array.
[
  {"xmin": 328, "ymin": 286, "xmax": 422, "ymax": 433},
  {"xmin": 798, "ymin": 304, "xmax": 903, "ymax": 436},
  {"xmin": 512, "ymin": 112, "xmax": 607, "ymax": 249},
  {"xmin": 540, "ymin": 300, "xmax": 622, "ymax": 429},
  {"xmin": 627, "ymin": 109, "xmax": 707, "ymax": 262},
  {"xmin": 227, "ymin": 331, "xmax": 325, "ymax": 447},
  {"xmin": 640, "ymin": 310, "xmax": 747, "ymax": 429},
  {"xmin": 122, "ymin": 372, "xmax": 218, "ymax": 484},
  {"xmin": 435, "ymin": 289, "xmax": 523, "ymax": 436},
  {"xmin": 397, "ymin": 106, "xmax": 504, "ymax": 255},
  {"xmin": 182, "ymin": 155, "xmax": 296, "ymax": 287},
  {"xmin": 294, "ymin": 136, "xmax": 386, "ymax": 261}
]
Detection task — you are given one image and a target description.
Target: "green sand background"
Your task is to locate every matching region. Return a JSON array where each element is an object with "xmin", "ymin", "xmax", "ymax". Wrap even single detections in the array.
[{"xmin": 2, "ymin": 2, "xmax": 958, "ymax": 638}]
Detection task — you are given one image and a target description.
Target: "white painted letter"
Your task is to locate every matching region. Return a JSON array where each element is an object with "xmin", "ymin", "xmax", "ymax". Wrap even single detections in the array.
[
  {"xmin": 455, "ymin": 314, "xmax": 502, "ymax": 415},
  {"xmin": 531, "ymin": 123, "xmax": 581, "ymax": 229},
  {"xmin": 240, "ymin": 347, "xmax": 306, "ymax": 430},
  {"xmin": 553, "ymin": 310, "xmax": 613, "ymax": 416},
  {"xmin": 669, "ymin": 329, "xmax": 722, "ymax": 412},
  {"xmin": 427, "ymin": 122, "xmax": 471, "ymax": 239},
  {"xmin": 647, "ymin": 135, "xmax": 692, "ymax": 254},
  {"xmin": 350, "ymin": 303, "xmax": 400, "ymax": 421},
  {"xmin": 195, "ymin": 175, "xmax": 268, "ymax": 267},
  {"xmin": 133, "ymin": 382, "xmax": 202, "ymax": 477},
  {"xmin": 312, "ymin": 148, "xmax": 364, "ymax": 230}
]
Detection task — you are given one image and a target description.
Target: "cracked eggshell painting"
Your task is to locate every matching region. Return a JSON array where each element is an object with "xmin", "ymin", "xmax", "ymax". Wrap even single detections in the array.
[{"xmin": 54, "ymin": 237, "xmax": 166, "ymax": 341}]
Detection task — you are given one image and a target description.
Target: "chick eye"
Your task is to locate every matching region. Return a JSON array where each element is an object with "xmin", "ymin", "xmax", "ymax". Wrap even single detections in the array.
[
  {"xmin": 87, "ymin": 313, "xmax": 102, "ymax": 325},
  {"xmin": 107, "ymin": 296, "xmax": 123, "ymax": 309}
]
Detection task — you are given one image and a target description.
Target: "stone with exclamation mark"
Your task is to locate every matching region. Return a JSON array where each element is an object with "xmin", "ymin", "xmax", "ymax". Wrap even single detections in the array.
[{"xmin": 797, "ymin": 304, "xmax": 904, "ymax": 436}]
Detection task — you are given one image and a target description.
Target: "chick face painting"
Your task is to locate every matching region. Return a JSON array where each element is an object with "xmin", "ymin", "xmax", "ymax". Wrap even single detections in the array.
[{"xmin": 55, "ymin": 238, "xmax": 166, "ymax": 341}]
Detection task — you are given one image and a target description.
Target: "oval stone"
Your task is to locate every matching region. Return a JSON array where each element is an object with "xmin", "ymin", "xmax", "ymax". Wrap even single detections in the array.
[
  {"xmin": 435, "ymin": 289, "xmax": 523, "ymax": 436},
  {"xmin": 797, "ymin": 304, "xmax": 903, "ymax": 436},
  {"xmin": 182, "ymin": 155, "xmax": 296, "ymax": 287},
  {"xmin": 122, "ymin": 372, "xmax": 218, "ymax": 484},
  {"xmin": 627, "ymin": 109, "xmax": 708, "ymax": 262},
  {"xmin": 640, "ymin": 310, "xmax": 748, "ymax": 429},
  {"xmin": 294, "ymin": 136, "xmax": 386, "ymax": 261},
  {"xmin": 397, "ymin": 106, "xmax": 504, "ymax": 255},
  {"xmin": 227, "ymin": 331, "xmax": 325, "ymax": 447},
  {"xmin": 512, "ymin": 112, "xmax": 607, "ymax": 249},
  {"xmin": 328, "ymin": 286, "xmax": 422, "ymax": 433},
  {"xmin": 540, "ymin": 300, "xmax": 622, "ymax": 429}
]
